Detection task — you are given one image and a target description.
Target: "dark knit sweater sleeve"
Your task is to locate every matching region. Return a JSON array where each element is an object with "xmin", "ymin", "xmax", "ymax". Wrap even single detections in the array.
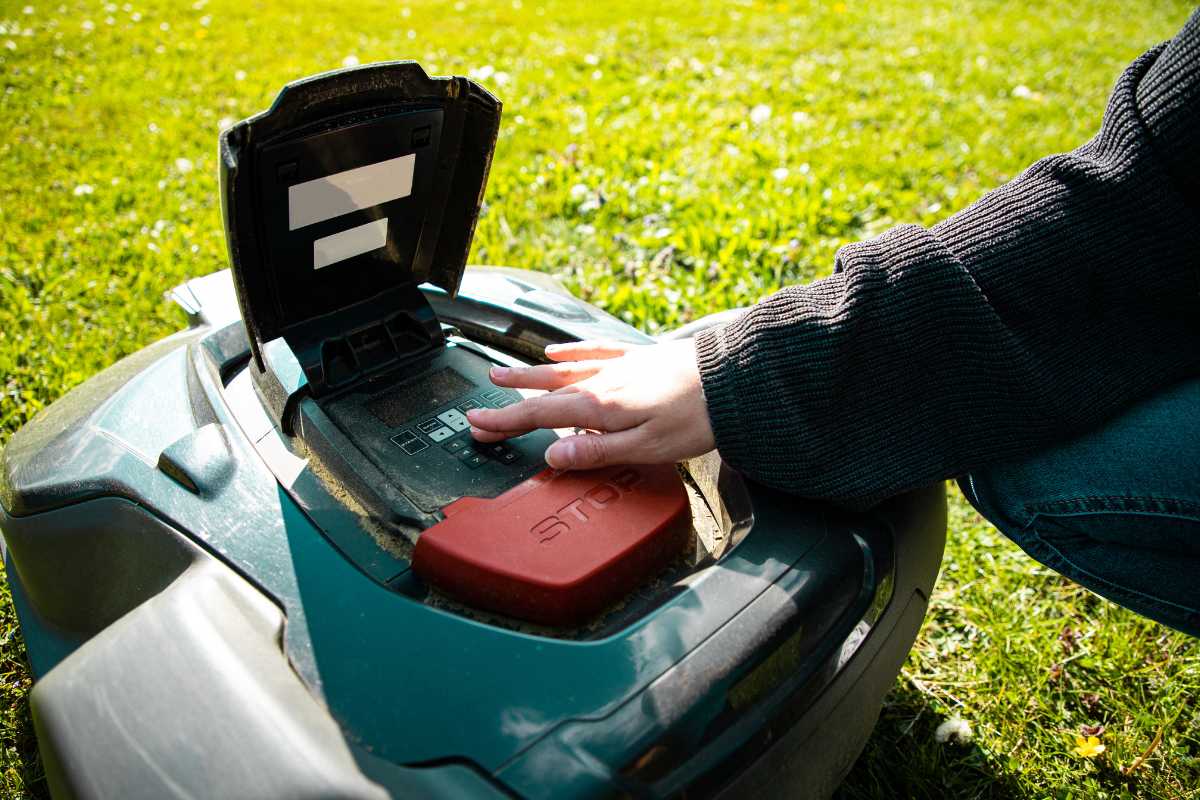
[{"xmin": 695, "ymin": 11, "xmax": 1200, "ymax": 507}]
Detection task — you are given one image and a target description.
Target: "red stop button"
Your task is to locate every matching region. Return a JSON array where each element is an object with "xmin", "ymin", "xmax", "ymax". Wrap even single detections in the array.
[{"xmin": 412, "ymin": 463, "xmax": 691, "ymax": 626}]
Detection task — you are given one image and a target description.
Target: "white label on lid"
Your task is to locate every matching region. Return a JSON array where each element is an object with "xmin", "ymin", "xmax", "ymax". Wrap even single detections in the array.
[
  {"xmin": 288, "ymin": 153, "xmax": 414, "ymax": 230},
  {"xmin": 312, "ymin": 217, "xmax": 388, "ymax": 269}
]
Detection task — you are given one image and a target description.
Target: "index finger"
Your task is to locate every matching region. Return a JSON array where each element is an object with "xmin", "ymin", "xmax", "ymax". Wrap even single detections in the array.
[
  {"xmin": 544, "ymin": 340, "xmax": 639, "ymax": 362},
  {"xmin": 465, "ymin": 391, "xmax": 599, "ymax": 433}
]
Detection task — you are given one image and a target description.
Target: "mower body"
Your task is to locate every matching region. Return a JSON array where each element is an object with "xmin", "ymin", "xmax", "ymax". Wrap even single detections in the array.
[{"xmin": 0, "ymin": 266, "xmax": 945, "ymax": 799}]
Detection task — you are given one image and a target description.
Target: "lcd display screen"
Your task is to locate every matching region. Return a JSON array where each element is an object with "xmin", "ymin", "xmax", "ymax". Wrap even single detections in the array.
[{"xmin": 367, "ymin": 368, "xmax": 474, "ymax": 427}]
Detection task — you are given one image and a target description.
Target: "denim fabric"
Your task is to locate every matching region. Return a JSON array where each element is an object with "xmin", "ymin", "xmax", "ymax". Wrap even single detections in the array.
[{"xmin": 960, "ymin": 377, "xmax": 1200, "ymax": 637}]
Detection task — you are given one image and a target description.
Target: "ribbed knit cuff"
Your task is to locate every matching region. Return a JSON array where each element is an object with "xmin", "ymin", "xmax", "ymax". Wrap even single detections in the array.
[{"xmin": 694, "ymin": 324, "xmax": 750, "ymax": 467}]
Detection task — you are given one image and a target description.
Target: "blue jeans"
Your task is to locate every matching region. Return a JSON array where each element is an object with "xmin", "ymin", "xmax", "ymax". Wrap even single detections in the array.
[{"xmin": 960, "ymin": 377, "xmax": 1200, "ymax": 637}]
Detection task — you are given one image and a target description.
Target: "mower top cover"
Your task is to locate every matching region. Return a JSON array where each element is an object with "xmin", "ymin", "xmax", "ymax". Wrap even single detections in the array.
[{"xmin": 217, "ymin": 62, "xmax": 690, "ymax": 625}]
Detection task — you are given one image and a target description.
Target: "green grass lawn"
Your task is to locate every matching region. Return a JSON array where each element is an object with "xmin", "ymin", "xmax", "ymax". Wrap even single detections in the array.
[{"xmin": 1, "ymin": 0, "xmax": 1198, "ymax": 796}]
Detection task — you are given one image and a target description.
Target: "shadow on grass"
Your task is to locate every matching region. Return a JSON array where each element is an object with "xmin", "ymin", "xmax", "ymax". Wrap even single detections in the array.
[{"xmin": 835, "ymin": 679, "xmax": 1026, "ymax": 800}]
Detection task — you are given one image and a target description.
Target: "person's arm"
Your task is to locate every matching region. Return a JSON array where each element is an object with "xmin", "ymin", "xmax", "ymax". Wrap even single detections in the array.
[
  {"xmin": 469, "ymin": 11, "xmax": 1200, "ymax": 506},
  {"xmin": 694, "ymin": 10, "xmax": 1200, "ymax": 505}
]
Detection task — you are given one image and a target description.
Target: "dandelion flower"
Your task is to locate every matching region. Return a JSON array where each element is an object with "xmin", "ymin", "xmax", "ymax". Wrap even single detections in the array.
[
  {"xmin": 1072, "ymin": 735, "xmax": 1105, "ymax": 759},
  {"xmin": 934, "ymin": 716, "xmax": 973, "ymax": 745}
]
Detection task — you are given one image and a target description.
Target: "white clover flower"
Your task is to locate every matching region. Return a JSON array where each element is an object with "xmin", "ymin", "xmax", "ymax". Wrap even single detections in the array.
[
  {"xmin": 342, "ymin": 55, "xmax": 359, "ymax": 68},
  {"xmin": 81, "ymin": 19, "xmax": 94, "ymax": 31},
  {"xmin": 934, "ymin": 716, "xmax": 973, "ymax": 745},
  {"xmin": 1011, "ymin": 84, "xmax": 1033, "ymax": 99},
  {"xmin": 470, "ymin": 64, "xmax": 494, "ymax": 80},
  {"xmin": 771, "ymin": 167, "xmax": 789, "ymax": 181},
  {"xmin": 569, "ymin": 183, "xmax": 590, "ymax": 201},
  {"xmin": 174, "ymin": 157, "xmax": 194, "ymax": 173},
  {"xmin": 22, "ymin": 6, "xmax": 34, "ymax": 14},
  {"xmin": 73, "ymin": 184, "xmax": 95, "ymax": 196},
  {"xmin": 492, "ymin": 71, "xmax": 511, "ymax": 87},
  {"xmin": 234, "ymin": 69, "xmax": 246, "ymax": 81},
  {"xmin": 749, "ymin": 104, "xmax": 772, "ymax": 125}
]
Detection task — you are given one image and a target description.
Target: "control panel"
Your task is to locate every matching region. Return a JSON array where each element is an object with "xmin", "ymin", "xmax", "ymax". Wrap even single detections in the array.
[{"xmin": 320, "ymin": 343, "xmax": 558, "ymax": 517}]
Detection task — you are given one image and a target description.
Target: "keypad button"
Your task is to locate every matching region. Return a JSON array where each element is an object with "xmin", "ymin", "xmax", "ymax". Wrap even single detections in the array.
[
  {"xmin": 437, "ymin": 408, "xmax": 466, "ymax": 426},
  {"xmin": 437, "ymin": 408, "xmax": 471, "ymax": 432},
  {"xmin": 417, "ymin": 418, "xmax": 443, "ymax": 434},
  {"xmin": 390, "ymin": 430, "xmax": 428, "ymax": 455},
  {"xmin": 456, "ymin": 398, "xmax": 482, "ymax": 413},
  {"xmin": 481, "ymin": 389, "xmax": 506, "ymax": 405},
  {"xmin": 442, "ymin": 436, "xmax": 470, "ymax": 453},
  {"xmin": 428, "ymin": 426, "xmax": 455, "ymax": 442},
  {"xmin": 456, "ymin": 450, "xmax": 487, "ymax": 469},
  {"xmin": 498, "ymin": 449, "xmax": 521, "ymax": 465},
  {"xmin": 495, "ymin": 394, "xmax": 518, "ymax": 407},
  {"xmin": 485, "ymin": 443, "xmax": 509, "ymax": 458},
  {"xmin": 401, "ymin": 438, "xmax": 429, "ymax": 455}
]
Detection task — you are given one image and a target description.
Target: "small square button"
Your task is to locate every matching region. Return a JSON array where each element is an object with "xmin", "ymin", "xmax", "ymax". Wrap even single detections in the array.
[
  {"xmin": 437, "ymin": 409, "xmax": 470, "ymax": 432},
  {"xmin": 390, "ymin": 430, "xmax": 426, "ymax": 455},
  {"xmin": 499, "ymin": 449, "xmax": 521, "ymax": 465},
  {"xmin": 484, "ymin": 443, "xmax": 509, "ymax": 458},
  {"xmin": 417, "ymin": 418, "xmax": 443, "ymax": 434},
  {"xmin": 442, "ymin": 436, "xmax": 470, "ymax": 453},
  {"xmin": 456, "ymin": 450, "xmax": 487, "ymax": 469},
  {"xmin": 428, "ymin": 426, "xmax": 455, "ymax": 442},
  {"xmin": 400, "ymin": 438, "xmax": 429, "ymax": 455},
  {"xmin": 456, "ymin": 398, "xmax": 482, "ymax": 413}
]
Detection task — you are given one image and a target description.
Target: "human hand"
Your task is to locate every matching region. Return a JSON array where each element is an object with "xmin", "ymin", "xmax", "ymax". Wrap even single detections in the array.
[{"xmin": 465, "ymin": 339, "xmax": 716, "ymax": 470}]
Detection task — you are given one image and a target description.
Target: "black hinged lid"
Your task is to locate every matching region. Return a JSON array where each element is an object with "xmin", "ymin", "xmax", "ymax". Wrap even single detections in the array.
[{"xmin": 218, "ymin": 62, "xmax": 501, "ymax": 382}]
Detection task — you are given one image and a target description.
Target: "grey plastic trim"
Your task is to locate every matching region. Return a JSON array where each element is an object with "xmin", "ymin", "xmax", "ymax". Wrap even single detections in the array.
[{"xmin": 8, "ymin": 499, "xmax": 509, "ymax": 799}]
